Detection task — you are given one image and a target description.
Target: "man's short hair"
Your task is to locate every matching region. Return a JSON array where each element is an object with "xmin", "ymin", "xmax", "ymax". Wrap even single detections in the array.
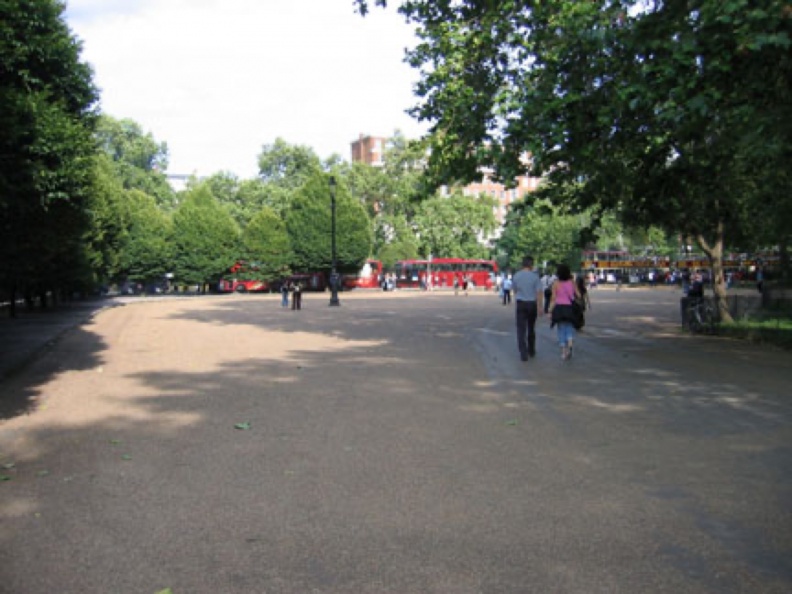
[{"xmin": 522, "ymin": 256, "xmax": 534, "ymax": 268}]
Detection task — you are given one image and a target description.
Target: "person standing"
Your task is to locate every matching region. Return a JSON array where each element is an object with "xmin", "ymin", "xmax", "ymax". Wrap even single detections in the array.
[
  {"xmin": 512, "ymin": 256, "xmax": 544, "ymax": 361},
  {"xmin": 280, "ymin": 281, "xmax": 290, "ymax": 308},
  {"xmin": 291, "ymin": 281, "xmax": 302, "ymax": 310},
  {"xmin": 502, "ymin": 274, "xmax": 513, "ymax": 305},
  {"xmin": 575, "ymin": 274, "xmax": 591, "ymax": 327},
  {"xmin": 541, "ymin": 270, "xmax": 556, "ymax": 314},
  {"xmin": 549, "ymin": 264, "xmax": 582, "ymax": 361}
]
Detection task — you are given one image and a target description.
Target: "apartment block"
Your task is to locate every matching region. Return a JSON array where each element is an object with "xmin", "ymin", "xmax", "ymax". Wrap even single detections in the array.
[{"xmin": 350, "ymin": 134, "xmax": 387, "ymax": 167}]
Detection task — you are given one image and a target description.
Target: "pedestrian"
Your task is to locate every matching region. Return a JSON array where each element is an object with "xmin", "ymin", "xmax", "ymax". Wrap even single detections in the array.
[
  {"xmin": 502, "ymin": 274, "xmax": 513, "ymax": 305},
  {"xmin": 541, "ymin": 270, "xmax": 556, "ymax": 314},
  {"xmin": 513, "ymin": 255, "xmax": 544, "ymax": 361},
  {"xmin": 291, "ymin": 281, "xmax": 302, "ymax": 310},
  {"xmin": 575, "ymin": 274, "xmax": 591, "ymax": 325},
  {"xmin": 463, "ymin": 273, "xmax": 470, "ymax": 296},
  {"xmin": 280, "ymin": 281, "xmax": 290, "ymax": 308},
  {"xmin": 549, "ymin": 263, "xmax": 582, "ymax": 361}
]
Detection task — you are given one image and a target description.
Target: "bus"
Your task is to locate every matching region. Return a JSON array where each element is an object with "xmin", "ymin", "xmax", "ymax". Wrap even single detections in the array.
[
  {"xmin": 581, "ymin": 250, "xmax": 673, "ymax": 284},
  {"xmin": 394, "ymin": 258, "xmax": 497, "ymax": 290},
  {"xmin": 342, "ymin": 259, "xmax": 383, "ymax": 290},
  {"xmin": 217, "ymin": 261, "xmax": 274, "ymax": 293}
]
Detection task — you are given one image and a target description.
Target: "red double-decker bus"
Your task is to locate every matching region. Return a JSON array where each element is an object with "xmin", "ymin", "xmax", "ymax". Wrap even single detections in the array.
[
  {"xmin": 394, "ymin": 258, "xmax": 497, "ymax": 290},
  {"xmin": 342, "ymin": 259, "xmax": 383, "ymax": 290},
  {"xmin": 217, "ymin": 261, "xmax": 273, "ymax": 293}
]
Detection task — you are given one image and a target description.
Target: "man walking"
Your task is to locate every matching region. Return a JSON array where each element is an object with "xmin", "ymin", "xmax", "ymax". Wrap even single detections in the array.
[{"xmin": 513, "ymin": 255, "xmax": 544, "ymax": 361}]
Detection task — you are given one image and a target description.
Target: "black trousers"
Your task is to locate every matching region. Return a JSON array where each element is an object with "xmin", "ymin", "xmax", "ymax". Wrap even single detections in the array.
[{"xmin": 516, "ymin": 300, "xmax": 538, "ymax": 356}]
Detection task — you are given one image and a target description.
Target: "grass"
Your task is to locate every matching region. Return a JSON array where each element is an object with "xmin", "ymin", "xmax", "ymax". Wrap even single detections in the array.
[{"xmin": 719, "ymin": 311, "xmax": 792, "ymax": 350}]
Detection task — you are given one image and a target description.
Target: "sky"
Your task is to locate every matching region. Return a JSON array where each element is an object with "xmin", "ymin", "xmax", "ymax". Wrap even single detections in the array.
[{"xmin": 64, "ymin": 0, "xmax": 427, "ymax": 179}]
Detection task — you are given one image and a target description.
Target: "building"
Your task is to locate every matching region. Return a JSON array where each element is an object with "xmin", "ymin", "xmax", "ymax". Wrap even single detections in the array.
[
  {"xmin": 457, "ymin": 170, "xmax": 542, "ymax": 227},
  {"xmin": 350, "ymin": 134, "xmax": 387, "ymax": 167}
]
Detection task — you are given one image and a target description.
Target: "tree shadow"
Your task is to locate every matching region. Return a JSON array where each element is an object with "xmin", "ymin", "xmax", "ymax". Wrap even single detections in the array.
[{"xmin": 0, "ymin": 303, "xmax": 109, "ymax": 420}]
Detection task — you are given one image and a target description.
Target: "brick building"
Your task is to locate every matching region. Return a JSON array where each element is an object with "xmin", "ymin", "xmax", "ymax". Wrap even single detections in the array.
[{"xmin": 350, "ymin": 134, "xmax": 387, "ymax": 167}]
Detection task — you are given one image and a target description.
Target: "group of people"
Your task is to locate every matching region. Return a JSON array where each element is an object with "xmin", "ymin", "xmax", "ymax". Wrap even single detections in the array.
[
  {"xmin": 280, "ymin": 281, "xmax": 303, "ymax": 310},
  {"xmin": 510, "ymin": 256, "xmax": 591, "ymax": 362}
]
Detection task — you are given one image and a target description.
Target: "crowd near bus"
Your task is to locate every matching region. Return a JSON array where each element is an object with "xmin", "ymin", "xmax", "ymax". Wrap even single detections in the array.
[{"xmin": 215, "ymin": 250, "xmax": 778, "ymax": 297}]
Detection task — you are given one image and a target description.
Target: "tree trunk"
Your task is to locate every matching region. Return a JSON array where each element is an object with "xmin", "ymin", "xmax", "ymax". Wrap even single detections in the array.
[{"xmin": 697, "ymin": 220, "xmax": 734, "ymax": 324}]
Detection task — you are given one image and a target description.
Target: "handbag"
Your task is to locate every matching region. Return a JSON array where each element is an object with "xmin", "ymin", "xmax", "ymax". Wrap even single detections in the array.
[{"xmin": 572, "ymin": 298, "xmax": 585, "ymax": 329}]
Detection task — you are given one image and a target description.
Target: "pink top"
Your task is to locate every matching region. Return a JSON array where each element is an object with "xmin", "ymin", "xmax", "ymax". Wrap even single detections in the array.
[{"xmin": 555, "ymin": 280, "xmax": 576, "ymax": 305}]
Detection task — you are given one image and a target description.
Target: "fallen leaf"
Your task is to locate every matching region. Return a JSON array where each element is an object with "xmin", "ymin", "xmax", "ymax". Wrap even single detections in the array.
[
  {"xmin": 505, "ymin": 419, "xmax": 519, "ymax": 426},
  {"xmin": 0, "ymin": 475, "xmax": 11, "ymax": 482},
  {"xmin": 121, "ymin": 454, "xmax": 132, "ymax": 461},
  {"xmin": 234, "ymin": 422, "xmax": 252, "ymax": 430},
  {"xmin": 156, "ymin": 589, "xmax": 174, "ymax": 594}
]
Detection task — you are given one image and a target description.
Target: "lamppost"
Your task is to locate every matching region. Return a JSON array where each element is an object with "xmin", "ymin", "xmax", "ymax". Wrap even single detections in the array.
[{"xmin": 328, "ymin": 176, "xmax": 340, "ymax": 306}]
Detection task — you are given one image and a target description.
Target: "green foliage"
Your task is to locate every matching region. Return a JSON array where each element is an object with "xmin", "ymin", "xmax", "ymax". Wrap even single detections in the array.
[
  {"xmin": 240, "ymin": 207, "xmax": 292, "ymax": 281},
  {"xmin": 95, "ymin": 115, "xmax": 175, "ymax": 209},
  {"xmin": 414, "ymin": 191, "xmax": 497, "ymax": 258},
  {"xmin": 257, "ymin": 138, "xmax": 323, "ymax": 191},
  {"xmin": 355, "ymin": 0, "xmax": 792, "ymax": 303},
  {"xmin": 118, "ymin": 190, "xmax": 174, "ymax": 284},
  {"xmin": 0, "ymin": 0, "xmax": 99, "ymax": 305},
  {"xmin": 285, "ymin": 174, "xmax": 372, "ymax": 273},
  {"xmin": 83, "ymin": 154, "xmax": 131, "ymax": 283},
  {"xmin": 172, "ymin": 186, "xmax": 239, "ymax": 286},
  {"xmin": 496, "ymin": 199, "xmax": 582, "ymax": 271}
]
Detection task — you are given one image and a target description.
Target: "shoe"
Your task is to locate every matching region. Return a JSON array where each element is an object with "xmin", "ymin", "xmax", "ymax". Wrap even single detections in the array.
[
  {"xmin": 567, "ymin": 346, "xmax": 573, "ymax": 360},
  {"xmin": 561, "ymin": 347, "xmax": 568, "ymax": 360},
  {"xmin": 520, "ymin": 353, "xmax": 528, "ymax": 362},
  {"xmin": 528, "ymin": 349, "xmax": 535, "ymax": 358}
]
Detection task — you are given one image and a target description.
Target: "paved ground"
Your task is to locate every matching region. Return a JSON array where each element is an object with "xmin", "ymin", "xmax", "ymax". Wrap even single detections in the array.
[{"xmin": 0, "ymin": 288, "xmax": 790, "ymax": 593}]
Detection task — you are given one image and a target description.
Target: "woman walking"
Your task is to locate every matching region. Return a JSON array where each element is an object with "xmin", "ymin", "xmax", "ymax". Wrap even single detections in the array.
[{"xmin": 549, "ymin": 263, "xmax": 582, "ymax": 361}]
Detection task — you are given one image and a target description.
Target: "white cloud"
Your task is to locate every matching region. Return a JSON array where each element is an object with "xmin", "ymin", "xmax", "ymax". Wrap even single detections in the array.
[{"xmin": 65, "ymin": 0, "xmax": 427, "ymax": 178}]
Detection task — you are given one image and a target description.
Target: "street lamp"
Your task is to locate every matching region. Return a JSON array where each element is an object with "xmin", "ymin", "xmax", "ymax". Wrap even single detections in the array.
[{"xmin": 328, "ymin": 176, "xmax": 340, "ymax": 306}]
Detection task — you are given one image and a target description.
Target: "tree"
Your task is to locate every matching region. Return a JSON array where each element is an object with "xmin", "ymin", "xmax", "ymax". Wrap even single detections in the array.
[
  {"xmin": 258, "ymin": 138, "xmax": 323, "ymax": 190},
  {"xmin": 414, "ymin": 192, "xmax": 497, "ymax": 259},
  {"xmin": 95, "ymin": 115, "xmax": 175, "ymax": 209},
  {"xmin": 118, "ymin": 190, "xmax": 174, "ymax": 286},
  {"xmin": 240, "ymin": 207, "xmax": 292, "ymax": 281},
  {"xmin": 171, "ymin": 186, "xmax": 239, "ymax": 289},
  {"xmin": 496, "ymin": 199, "xmax": 583, "ymax": 272},
  {"xmin": 356, "ymin": 0, "xmax": 792, "ymax": 320},
  {"xmin": 0, "ymin": 0, "xmax": 99, "ymax": 314},
  {"xmin": 83, "ymin": 154, "xmax": 132, "ymax": 286},
  {"xmin": 285, "ymin": 174, "xmax": 372, "ymax": 274}
]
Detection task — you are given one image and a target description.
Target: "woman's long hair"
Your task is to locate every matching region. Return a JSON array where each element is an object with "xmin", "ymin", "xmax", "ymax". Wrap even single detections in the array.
[{"xmin": 556, "ymin": 263, "xmax": 572, "ymax": 282}]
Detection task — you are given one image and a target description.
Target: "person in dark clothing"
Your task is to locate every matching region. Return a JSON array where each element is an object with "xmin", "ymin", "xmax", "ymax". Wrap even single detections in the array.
[
  {"xmin": 291, "ymin": 282, "xmax": 302, "ymax": 310},
  {"xmin": 513, "ymin": 256, "xmax": 544, "ymax": 361}
]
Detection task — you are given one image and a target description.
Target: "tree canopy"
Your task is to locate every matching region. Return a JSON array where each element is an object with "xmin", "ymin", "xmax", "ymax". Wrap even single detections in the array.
[
  {"xmin": 285, "ymin": 174, "xmax": 372, "ymax": 274},
  {"xmin": 0, "ymin": 0, "xmax": 99, "ymax": 313},
  {"xmin": 355, "ymin": 0, "xmax": 792, "ymax": 314}
]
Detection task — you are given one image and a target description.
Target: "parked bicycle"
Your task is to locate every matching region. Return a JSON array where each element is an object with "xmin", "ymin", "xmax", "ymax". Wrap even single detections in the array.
[{"xmin": 686, "ymin": 298, "xmax": 718, "ymax": 334}]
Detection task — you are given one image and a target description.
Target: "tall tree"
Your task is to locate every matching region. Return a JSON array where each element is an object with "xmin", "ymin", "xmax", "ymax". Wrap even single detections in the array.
[
  {"xmin": 496, "ymin": 199, "xmax": 583, "ymax": 272},
  {"xmin": 356, "ymin": 0, "xmax": 792, "ymax": 320},
  {"xmin": 240, "ymin": 207, "xmax": 292, "ymax": 281},
  {"xmin": 171, "ymin": 186, "xmax": 239, "ymax": 290},
  {"xmin": 95, "ymin": 115, "xmax": 175, "ymax": 209},
  {"xmin": 414, "ymin": 191, "xmax": 497, "ymax": 259},
  {"xmin": 118, "ymin": 190, "xmax": 174, "ymax": 286},
  {"xmin": 0, "ymin": 0, "xmax": 99, "ymax": 314},
  {"xmin": 258, "ymin": 138, "xmax": 323, "ymax": 190},
  {"xmin": 285, "ymin": 174, "xmax": 372, "ymax": 274}
]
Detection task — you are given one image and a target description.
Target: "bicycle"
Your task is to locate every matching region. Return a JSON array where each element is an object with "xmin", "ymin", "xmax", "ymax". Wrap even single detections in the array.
[{"xmin": 686, "ymin": 297, "xmax": 718, "ymax": 334}]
